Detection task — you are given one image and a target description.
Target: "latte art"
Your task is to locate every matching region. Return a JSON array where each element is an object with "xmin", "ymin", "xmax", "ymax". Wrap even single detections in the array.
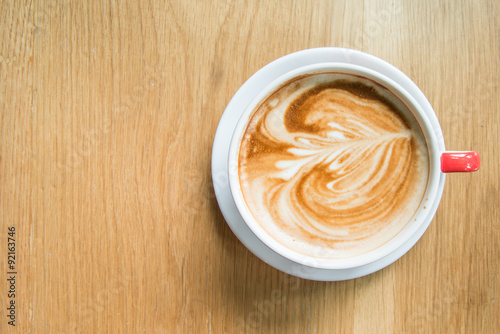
[{"xmin": 238, "ymin": 73, "xmax": 429, "ymax": 259}]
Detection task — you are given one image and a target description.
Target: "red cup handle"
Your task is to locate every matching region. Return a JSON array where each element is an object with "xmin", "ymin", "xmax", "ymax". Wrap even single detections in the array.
[{"xmin": 440, "ymin": 151, "xmax": 480, "ymax": 173}]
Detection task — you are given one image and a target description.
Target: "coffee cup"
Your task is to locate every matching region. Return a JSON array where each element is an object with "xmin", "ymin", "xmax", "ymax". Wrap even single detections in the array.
[{"xmin": 227, "ymin": 62, "xmax": 479, "ymax": 271}]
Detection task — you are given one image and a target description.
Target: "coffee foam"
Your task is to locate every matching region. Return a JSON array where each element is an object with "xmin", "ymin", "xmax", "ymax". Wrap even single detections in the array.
[{"xmin": 238, "ymin": 73, "xmax": 429, "ymax": 259}]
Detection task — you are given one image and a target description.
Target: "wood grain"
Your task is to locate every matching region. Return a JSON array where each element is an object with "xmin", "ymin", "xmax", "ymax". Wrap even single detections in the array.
[{"xmin": 1, "ymin": 0, "xmax": 498, "ymax": 332}]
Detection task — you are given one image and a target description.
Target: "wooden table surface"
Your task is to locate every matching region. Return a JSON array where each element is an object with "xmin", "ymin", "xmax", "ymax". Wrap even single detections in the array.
[{"xmin": 1, "ymin": 0, "xmax": 499, "ymax": 333}]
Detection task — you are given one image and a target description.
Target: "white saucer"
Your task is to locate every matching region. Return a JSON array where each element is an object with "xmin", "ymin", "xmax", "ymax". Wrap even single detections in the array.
[{"xmin": 211, "ymin": 48, "xmax": 446, "ymax": 281}]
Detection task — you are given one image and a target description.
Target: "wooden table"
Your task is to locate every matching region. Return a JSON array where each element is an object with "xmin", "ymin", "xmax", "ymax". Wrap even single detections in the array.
[{"xmin": 1, "ymin": 0, "xmax": 498, "ymax": 332}]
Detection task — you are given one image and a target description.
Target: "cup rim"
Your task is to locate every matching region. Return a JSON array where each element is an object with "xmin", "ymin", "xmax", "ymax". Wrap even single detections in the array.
[{"xmin": 228, "ymin": 62, "xmax": 441, "ymax": 270}]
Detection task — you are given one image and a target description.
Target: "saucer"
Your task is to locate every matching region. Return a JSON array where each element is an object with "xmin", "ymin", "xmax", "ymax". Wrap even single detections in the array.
[{"xmin": 211, "ymin": 48, "xmax": 445, "ymax": 281}]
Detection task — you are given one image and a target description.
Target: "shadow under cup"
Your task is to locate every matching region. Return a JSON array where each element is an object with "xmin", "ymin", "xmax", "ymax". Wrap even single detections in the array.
[{"xmin": 228, "ymin": 63, "xmax": 441, "ymax": 270}]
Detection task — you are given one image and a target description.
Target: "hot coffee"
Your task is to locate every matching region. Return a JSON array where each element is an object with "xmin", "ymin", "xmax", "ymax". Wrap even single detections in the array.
[{"xmin": 238, "ymin": 72, "xmax": 429, "ymax": 259}]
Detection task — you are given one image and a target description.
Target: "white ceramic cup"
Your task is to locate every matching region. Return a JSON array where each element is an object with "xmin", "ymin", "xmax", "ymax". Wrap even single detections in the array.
[{"xmin": 227, "ymin": 62, "xmax": 479, "ymax": 271}]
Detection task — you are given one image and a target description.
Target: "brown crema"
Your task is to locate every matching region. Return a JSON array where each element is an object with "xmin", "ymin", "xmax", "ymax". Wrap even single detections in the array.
[{"xmin": 238, "ymin": 72, "xmax": 429, "ymax": 259}]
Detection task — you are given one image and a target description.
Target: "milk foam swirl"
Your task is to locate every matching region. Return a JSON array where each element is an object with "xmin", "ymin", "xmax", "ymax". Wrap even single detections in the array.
[{"xmin": 238, "ymin": 73, "xmax": 429, "ymax": 259}]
